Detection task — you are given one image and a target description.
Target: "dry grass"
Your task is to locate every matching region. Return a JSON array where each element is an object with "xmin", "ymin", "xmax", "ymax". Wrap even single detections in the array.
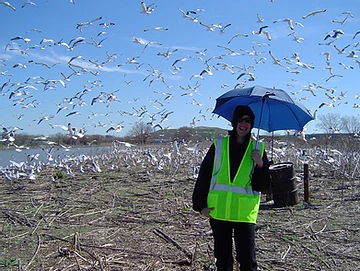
[{"xmin": 1, "ymin": 142, "xmax": 360, "ymax": 270}]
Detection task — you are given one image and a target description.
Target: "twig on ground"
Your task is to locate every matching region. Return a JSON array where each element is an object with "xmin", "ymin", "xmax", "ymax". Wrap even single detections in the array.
[
  {"xmin": 153, "ymin": 227, "xmax": 192, "ymax": 259},
  {"xmin": 26, "ymin": 233, "xmax": 41, "ymax": 269}
]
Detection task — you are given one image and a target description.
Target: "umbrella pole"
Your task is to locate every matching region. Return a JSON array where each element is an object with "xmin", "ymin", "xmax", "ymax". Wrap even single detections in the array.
[
  {"xmin": 254, "ymin": 95, "xmax": 267, "ymax": 149},
  {"xmin": 248, "ymin": 96, "xmax": 267, "ymax": 186},
  {"xmin": 271, "ymin": 131, "xmax": 274, "ymax": 163}
]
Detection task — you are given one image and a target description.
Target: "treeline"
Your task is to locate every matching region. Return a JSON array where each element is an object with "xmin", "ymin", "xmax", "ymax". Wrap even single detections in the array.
[{"xmin": 1, "ymin": 126, "xmax": 229, "ymax": 150}]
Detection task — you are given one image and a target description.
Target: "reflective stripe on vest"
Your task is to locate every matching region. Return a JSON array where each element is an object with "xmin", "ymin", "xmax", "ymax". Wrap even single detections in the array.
[{"xmin": 207, "ymin": 136, "xmax": 264, "ymax": 223}]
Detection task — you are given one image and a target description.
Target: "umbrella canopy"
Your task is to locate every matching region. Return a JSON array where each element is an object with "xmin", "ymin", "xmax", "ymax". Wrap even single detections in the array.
[{"xmin": 213, "ymin": 85, "xmax": 314, "ymax": 132}]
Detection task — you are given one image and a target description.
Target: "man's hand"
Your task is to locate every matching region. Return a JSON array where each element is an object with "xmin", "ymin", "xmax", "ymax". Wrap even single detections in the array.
[
  {"xmin": 200, "ymin": 207, "xmax": 214, "ymax": 218},
  {"xmin": 251, "ymin": 149, "xmax": 263, "ymax": 167}
]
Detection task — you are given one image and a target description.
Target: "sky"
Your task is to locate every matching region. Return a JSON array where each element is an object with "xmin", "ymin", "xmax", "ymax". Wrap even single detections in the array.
[{"xmin": 1, "ymin": 0, "xmax": 360, "ymax": 138}]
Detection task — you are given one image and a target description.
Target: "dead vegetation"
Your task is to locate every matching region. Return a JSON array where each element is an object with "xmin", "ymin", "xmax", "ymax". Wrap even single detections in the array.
[{"xmin": 1, "ymin": 138, "xmax": 360, "ymax": 270}]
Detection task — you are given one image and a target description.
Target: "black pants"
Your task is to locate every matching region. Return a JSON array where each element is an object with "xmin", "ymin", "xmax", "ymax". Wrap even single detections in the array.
[{"xmin": 210, "ymin": 219, "xmax": 257, "ymax": 271}]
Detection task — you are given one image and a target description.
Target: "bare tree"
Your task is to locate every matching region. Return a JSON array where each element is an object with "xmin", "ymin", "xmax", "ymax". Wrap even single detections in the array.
[
  {"xmin": 127, "ymin": 121, "xmax": 153, "ymax": 144},
  {"xmin": 317, "ymin": 113, "xmax": 344, "ymax": 133},
  {"xmin": 173, "ymin": 127, "xmax": 197, "ymax": 143},
  {"xmin": 341, "ymin": 115, "xmax": 360, "ymax": 135}
]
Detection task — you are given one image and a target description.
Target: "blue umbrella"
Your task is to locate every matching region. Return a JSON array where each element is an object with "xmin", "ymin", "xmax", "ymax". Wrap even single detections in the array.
[{"xmin": 213, "ymin": 85, "xmax": 314, "ymax": 133}]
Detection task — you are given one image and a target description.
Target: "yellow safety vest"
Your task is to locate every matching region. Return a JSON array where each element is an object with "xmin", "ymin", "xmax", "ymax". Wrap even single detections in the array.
[{"xmin": 207, "ymin": 136, "xmax": 264, "ymax": 223}]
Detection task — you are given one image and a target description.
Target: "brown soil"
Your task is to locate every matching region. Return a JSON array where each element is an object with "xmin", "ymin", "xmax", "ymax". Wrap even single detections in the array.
[{"xmin": 1, "ymin": 146, "xmax": 360, "ymax": 270}]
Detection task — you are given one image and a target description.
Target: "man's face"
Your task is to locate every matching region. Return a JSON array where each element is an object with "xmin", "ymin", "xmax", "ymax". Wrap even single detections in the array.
[{"xmin": 236, "ymin": 115, "xmax": 252, "ymax": 137}]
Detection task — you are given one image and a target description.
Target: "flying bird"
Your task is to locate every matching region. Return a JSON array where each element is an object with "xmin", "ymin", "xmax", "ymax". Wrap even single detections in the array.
[
  {"xmin": 324, "ymin": 29, "xmax": 344, "ymax": 40},
  {"xmin": 333, "ymin": 44, "xmax": 350, "ymax": 54},
  {"xmin": 302, "ymin": 9, "xmax": 327, "ymax": 19},
  {"xmin": 22, "ymin": 1, "xmax": 37, "ymax": 8},
  {"xmin": 251, "ymin": 25, "xmax": 268, "ymax": 35},
  {"xmin": 353, "ymin": 30, "xmax": 360, "ymax": 39},
  {"xmin": 0, "ymin": 1, "xmax": 16, "ymax": 11},
  {"xmin": 141, "ymin": 1, "xmax": 155, "ymax": 14},
  {"xmin": 227, "ymin": 33, "xmax": 248, "ymax": 44},
  {"xmin": 269, "ymin": 50, "xmax": 282, "ymax": 66},
  {"xmin": 273, "ymin": 18, "xmax": 294, "ymax": 30},
  {"xmin": 262, "ymin": 30, "xmax": 272, "ymax": 41},
  {"xmin": 256, "ymin": 14, "xmax": 264, "ymax": 23}
]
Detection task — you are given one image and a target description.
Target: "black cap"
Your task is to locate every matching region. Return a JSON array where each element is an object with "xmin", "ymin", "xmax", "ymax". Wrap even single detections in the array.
[{"xmin": 232, "ymin": 105, "xmax": 255, "ymax": 128}]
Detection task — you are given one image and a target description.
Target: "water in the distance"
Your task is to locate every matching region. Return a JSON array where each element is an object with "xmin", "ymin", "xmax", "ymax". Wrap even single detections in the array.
[{"xmin": 0, "ymin": 146, "xmax": 115, "ymax": 168}]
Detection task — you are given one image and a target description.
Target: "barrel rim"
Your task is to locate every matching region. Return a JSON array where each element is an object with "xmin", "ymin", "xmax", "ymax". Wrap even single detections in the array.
[{"xmin": 269, "ymin": 162, "xmax": 293, "ymax": 171}]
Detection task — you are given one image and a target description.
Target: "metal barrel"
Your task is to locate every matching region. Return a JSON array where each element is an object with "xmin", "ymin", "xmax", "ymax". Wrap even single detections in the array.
[{"xmin": 269, "ymin": 162, "xmax": 299, "ymax": 207}]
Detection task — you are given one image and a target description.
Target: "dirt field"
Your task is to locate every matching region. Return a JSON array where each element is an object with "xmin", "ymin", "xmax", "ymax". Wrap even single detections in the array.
[{"xmin": 1, "ymin": 142, "xmax": 360, "ymax": 270}]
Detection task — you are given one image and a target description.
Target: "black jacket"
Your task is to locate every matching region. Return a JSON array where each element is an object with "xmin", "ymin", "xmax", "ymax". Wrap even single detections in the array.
[{"xmin": 192, "ymin": 134, "xmax": 271, "ymax": 212}]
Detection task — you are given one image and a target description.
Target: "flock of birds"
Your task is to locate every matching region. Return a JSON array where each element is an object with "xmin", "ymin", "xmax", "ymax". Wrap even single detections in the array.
[
  {"xmin": 0, "ymin": 135, "xmax": 356, "ymax": 187},
  {"xmin": 1, "ymin": 1, "xmax": 360, "ymax": 172}
]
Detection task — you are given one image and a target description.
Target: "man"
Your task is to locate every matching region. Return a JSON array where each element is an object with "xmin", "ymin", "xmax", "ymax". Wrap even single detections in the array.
[{"xmin": 192, "ymin": 105, "xmax": 271, "ymax": 271}]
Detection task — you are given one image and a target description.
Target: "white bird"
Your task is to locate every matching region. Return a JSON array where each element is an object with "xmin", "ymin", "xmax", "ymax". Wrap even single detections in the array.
[
  {"xmin": 141, "ymin": 1, "xmax": 155, "ymax": 14},
  {"xmin": 144, "ymin": 26, "xmax": 168, "ymax": 32},
  {"xmin": 22, "ymin": 1, "xmax": 37, "ymax": 8},
  {"xmin": 11, "ymin": 36, "xmax": 31, "ymax": 44},
  {"xmin": 199, "ymin": 22, "xmax": 215, "ymax": 32},
  {"xmin": 325, "ymin": 74, "xmax": 343, "ymax": 82},
  {"xmin": 0, "ymin": 1, "xmax": 16, "ymax": 11},
  {"xmin": 273, "ymin": 18, "xmax": 294, "ymax": 30},
  {"xmin": 290, "ymin": 33, "xmax": 305, "ymax": 43},
  {"xmin": 318, "ymin": 102, "xmax": 335, "ymax": 108},
  {"xmin": 256, "ymin": 14, "xmax": 264, "ymax": 23},
  {"xmin": 106, "ymin": 124, "xmax": 123, "ymax": 133},
  {"xmin": 302, "ymin": 9, "xmax": 327, "ymax": 19},
  {"xmin": 332, "ymin": 17, "xmax": 348, "ymax": 25},
  {"xmin": 321, "ymin": 52, "xmax": 331, "ymax": 62},
  {"xmin": 341, "ymin": 11, "xmax": 354, "ymax": 18},
  {"xmin": 236, "ymin": 71, "xmax": 255, "ymax": 81},
  {"xmin": 251, "ymin": 25, "xmax": 268, "ymax": 35},
  {"xmin": 301, "ymin": 86, "xmax": 317, "ymax": 97},
  {"xmin": 99, "ymin": 22, "xmax": 115, "ymax": 29},
  {"xmin": 324, "ymin": 29, "xmax": 344, "ymax": 40},
  {"xmin": 339, "ymin": 62, "xmax": 354, "ymax": 70},
  {"xmin": 268, "ymin": 50, "xmax": 282, "ymax": 66},
  {"xmin": 262, "ymin": 30, "xmax": 272, "ymax": 41},
  {"xmin": 333, "ymin": 44, "xmax": 350, "ymax": 54},
  {"xmin": 227, "ymin": 33, "xmax": 248, "ymax": 44},
  {"xmin": 296, "ymin": 60, "xmax": 314, "ymax": 69},
  {"xmin": 346, "ymin": 51, "xmax": 358, "ymax": 58},
  {"xmin": 178, "ymin": 8, "xmax": 199, "ymax": 22}
]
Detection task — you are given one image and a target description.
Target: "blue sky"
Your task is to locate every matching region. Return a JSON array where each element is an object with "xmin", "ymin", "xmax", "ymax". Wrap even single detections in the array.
[{"xmin": 1, "ymin": 0, "xmax": 359, "ymax": 137}]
